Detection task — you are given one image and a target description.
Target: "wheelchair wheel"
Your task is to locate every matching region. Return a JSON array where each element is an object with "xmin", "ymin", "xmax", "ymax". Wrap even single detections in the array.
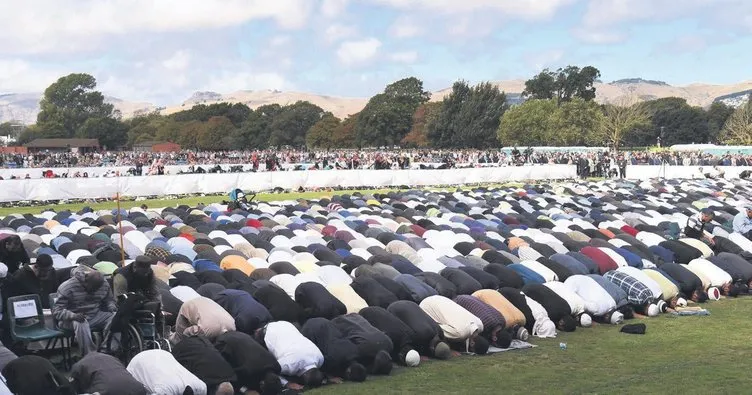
[{"xmin": 121, "ymin": 324, "xmax": 143, "ymax": 363}]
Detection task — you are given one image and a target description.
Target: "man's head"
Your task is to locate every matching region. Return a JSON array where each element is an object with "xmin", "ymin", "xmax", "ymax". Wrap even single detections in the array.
[
  {"xmin": 691, "ymin": 289, "xmax": 709, "ymax": 303},
  {"xmin": 490, "ymin": 327, "xmax": 512, "ymax": 349},
  {"xmin": 577, "ymin": 313, "xmax": 592, "ymax": 328},
  {"xmin": 433, "ymin": 341, "xmax": 452, "ymax": 360},
  {"xmin": 557, "ymin": 315, "xmax": 577, "ymax": 332},
  {"xmin": 3, "ymin": 236, "xmax": 21, "ymax": 252},
  {"xmin": 300, "ymin": 368, "xmax": 324, "ymax": 388},
  {"xmin": 83, "ymin": 270, "xmax": 104, "ymax": 293},
  {"xmin": 700, "ymin": 208, "xmax": 714, "ymax": 223},
  {"xmin": 35, "ymin": 254, "xmax": 55, "ymax": 279},
  {"xmin": 469, "ymin": 334, "xmax": 489, "ymax": 355},
  {"xmin": 721, "ymin": 283, "xmax": 738, "ymax": 297},
  {"xmin": 371, "ymin": 350, "xmax": 393, "ymax": 375},
  {"xmin": 746, "ymin": 206, "xmax": 752, "ymax": 219},
  {"xmin": 260, "ymin": 371, "xmax": 283, "ymax": 395},
  {"xmin": 344, "ymin": 361, "xmax": 367, "ymax": 382},
  {"xmin": 133, "ymin": 256, "xmax": 154, "ymax": 278}
]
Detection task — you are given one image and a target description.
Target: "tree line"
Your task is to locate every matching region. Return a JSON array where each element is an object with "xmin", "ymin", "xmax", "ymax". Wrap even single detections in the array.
[{"xmin": 10, "ymin": 68, "xmax": 752, "ymax": 151}]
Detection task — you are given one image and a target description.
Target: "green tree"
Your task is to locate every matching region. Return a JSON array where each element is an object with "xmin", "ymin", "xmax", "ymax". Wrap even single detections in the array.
[
  {"xmin": 356, "ymin": 77, "xmax": 430, "ymax": 147},
  {"xmin": 36, "ymin": 73, "xmax": 115, "ymax": 138},
  {"xmin": 76, "ymin": 117, "xmax": 128, "ymax": 149},
  {"xmin": 170, "ymin": 102, "xmax": 251, "ymax": 127},
  {"xmin": 240, "ymin": 104, "xmax": 283, "ymax": 149},
  {"xmin": 196, "ymin": 116, "xmax": 235, "ymax": 150},
  {"xmin": 267, "ymin": 101, "xmax": 325, "ymax": 148},
  {"xmin": 637, "ymin": 97, "xmax": 710, "ymax": 146},
  {"xmin": 497, "ymin": 99, "xmax": 558, "ymax": 146},
  {"xmin": 719, "ymin": 97, "xmax": 752, "ymax": 145},
  {"xmin": 429, "ymin": 82, "xmax": 508, "ymax": 148},
  {"xmin": 306, "ymin": 114, "xmax": 342, "ymax": 149},
  {"xmin": 334, "ymin": 115, "xmax": 357, "ymax": 148},
  {"xmin": 706, "ymin": 102, "xmax": 735, "ymax": 143},
  {"xmin": 554, "ymin": 98, "xmax": 604, "ymax": 145},
  {"xmin": 523, "ymin": 66, "xmax": 601, "ymax": 105}
]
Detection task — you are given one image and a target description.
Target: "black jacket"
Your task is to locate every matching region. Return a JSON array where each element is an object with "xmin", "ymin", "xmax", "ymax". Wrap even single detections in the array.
[{"xmin": 214, "ymin": 331, "xmax": 281, "ymax": 391}]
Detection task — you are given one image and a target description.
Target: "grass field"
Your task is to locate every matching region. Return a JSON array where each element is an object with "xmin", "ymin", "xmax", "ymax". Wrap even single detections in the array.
[
  {"xmin": 0, "ymin": 189, "xmax": 401, "ymax": 217},
  {"xmin": 311, "ymin": 298, "xmax": 752, "ymax": 394}
]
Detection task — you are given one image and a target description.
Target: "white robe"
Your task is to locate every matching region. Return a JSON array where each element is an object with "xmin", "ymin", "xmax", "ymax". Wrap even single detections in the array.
[
  {"xmin": 564, "ymin": 275, "xmax": 616, "ymax": 316},
  {"xmin": 127, "ymin": 350, "xmax": 206, "ymax": 395},
  {"xmin": 264, "ymin": 321, "xmax": 324, "ymax": 377}
]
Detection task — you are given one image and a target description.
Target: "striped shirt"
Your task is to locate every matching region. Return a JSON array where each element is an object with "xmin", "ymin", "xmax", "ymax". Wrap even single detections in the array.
[
  {"xmin": 454, "ymin": 295, "xmax": 505, "ymax": 331},
  {"xmin": 604, "ymin": 270, "xmax": 655, "ymax": 306}
]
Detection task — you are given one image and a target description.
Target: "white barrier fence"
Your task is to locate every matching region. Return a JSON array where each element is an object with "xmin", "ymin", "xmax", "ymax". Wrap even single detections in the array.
[
  {"xmin": 0, "ymin": 165, "xmax": 576, "ymax": 202},
  {"xmin": 2, "ymin": 164, "xmax": 750, "ymax": 202}
]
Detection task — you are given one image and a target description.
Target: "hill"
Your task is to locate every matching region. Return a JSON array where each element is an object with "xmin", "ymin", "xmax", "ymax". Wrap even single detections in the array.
[{"xmin": 2, "ymin": 79, "xmax": 752, "ymax": 125}]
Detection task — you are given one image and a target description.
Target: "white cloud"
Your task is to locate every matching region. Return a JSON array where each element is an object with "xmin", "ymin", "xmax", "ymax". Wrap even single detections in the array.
[
  {"xmin": 371, "ymin": 0, "xmax": 576, "ymax": 19},
  {"xmin": 162, "ymin": 50, "xmax": 192, "ymax": 71},
  {"xmin": 337, "ymin": 38, "xmax": 382, "ymax": 66},
  {"xmin": 324, "ymin": 24, "xmax": 358, "ymax": 44},
  {"xmin": 269, "ymin": 36, "xmax": 292, "ymax": 48},
  {"xmin": 389, "ymin": 51, "xmax": 418, "ymax": 63},
  {"xmin": 321, "ymin": 0, "xmax": 350, "ymax": 18},
  {"xmin": 578, "ymin": 0, "xmax": 752, "ymax": 42},
  {"xmin": 389, "ymin": 16, "xmax": 423, "ymax": 38},
  {"xmin": 0, "ymin": 59, "xmax": 65, "ymax": 93},
  {"xmin": 571, "ymin": 28, "xmax": 626, "ymax": 44},
  {"xmin": 0, "ymin": 0, "xmax": 313, "ymax": 54}
]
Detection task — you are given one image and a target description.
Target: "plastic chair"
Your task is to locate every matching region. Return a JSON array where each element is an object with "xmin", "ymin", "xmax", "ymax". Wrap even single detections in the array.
[{"xmin": 6, "ymin": 295, "xmax": 67, "ymax": 359}]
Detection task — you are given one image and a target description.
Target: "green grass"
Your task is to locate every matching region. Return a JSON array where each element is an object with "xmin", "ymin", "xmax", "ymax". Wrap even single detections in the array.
[
  {"xmin": 0, "ymin": 182, "xmax": 530, "ymax": 217},
  {"xmin": 311, "ymin": 298, "xmax": 752, "ymax": 394},
  {"xmin": 0, "ymin": 189, "xmax": 400, "ymax": 217}
]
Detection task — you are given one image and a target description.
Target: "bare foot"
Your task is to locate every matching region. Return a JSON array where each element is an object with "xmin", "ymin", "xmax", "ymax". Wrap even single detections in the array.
[
  {"xmin": 287, "ymin": 382, "xmax": 305, "ymax": 391},
  {"xmin": 329, "ymin": 377, "xmax": 344, "ymax": 384}
]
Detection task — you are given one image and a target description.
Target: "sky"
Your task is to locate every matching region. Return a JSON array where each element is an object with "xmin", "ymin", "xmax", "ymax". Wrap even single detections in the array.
[{"xmin": 1, "ymin": 0, "xmax": 751, "ymax": 105}]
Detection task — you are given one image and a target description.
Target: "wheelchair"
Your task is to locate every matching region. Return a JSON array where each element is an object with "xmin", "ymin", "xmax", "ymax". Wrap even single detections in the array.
[{"xmin": 102, "ymin": 299, "xmax": 171, "ymax": 364}]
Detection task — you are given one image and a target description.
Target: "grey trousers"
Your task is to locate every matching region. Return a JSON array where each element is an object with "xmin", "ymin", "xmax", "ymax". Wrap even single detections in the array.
[{"xmin": 62, "ymin": 311, "xmax": 114, "ymax": 356}]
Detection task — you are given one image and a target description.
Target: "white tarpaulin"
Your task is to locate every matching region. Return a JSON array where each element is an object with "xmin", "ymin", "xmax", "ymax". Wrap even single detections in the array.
[{"xmin": 0, "ymin": 165, "xmax": 576, "ymax": 202}]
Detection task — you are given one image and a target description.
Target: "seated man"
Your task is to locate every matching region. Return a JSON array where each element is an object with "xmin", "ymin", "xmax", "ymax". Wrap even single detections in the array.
[
  {"xmin": 295, "ymin": 282, "xmax": 347, "ymax": 321},
  {"xmin": 359, "ymin": 306, "xmax": 421, "ymax": 366},
  {"xmin": 214, "ymin": 331, "xmax": 284, "ymax": 395},
  {"xmin": 522, "ymin": 283, "xmax": 578, "ymax": 332},
  {"xmin": 387, "ymin": 300, "xmax": 452, "ymax": 360},
  {"xmin": 472, "ymin": 289, "xmax": 529, "ymax": 339},
  {"xmin": 212, "ymin": 289, "xmax": 272, "ymax": 335},
  {"xmin": 454, "ymin": 295, "xmax": 512, "ymax": 348},
  {"xmin": 4, "ymin": 253, "xmax": 58, "ymax": 308},
  {"xmin": 564, "ymin": 275, "xmax": 623, "ymax": 325},
  {"xmin": 128, "ymin": 349, "xmax": 207, "ymax": 395},
  {"xmin": 301, "ymin": 318, "xmax": 368, "ymax": 382},
  {"xmin": 332, "ymin": 313, "xmax": 395, "ymax": 374},
  {"xmin": 52, "ymin": 266, "xmax": 117, "ymax": 356},
  {"xmin": 686, "ymin": 259, "xmax": 739, "ymax": 297},
  {"xmin": 419, "ymin": 295, "xmax": 489, "ymax": 355},
  {"xmin": 258, "ymin": 321, "xmax": 325, "ymax": 388},
  {"xmin": 113, "ymin": 255, "xmax": 161, "ymax": 302},
  {"xmin": 603, "ymin": 270, "xmax": 660, "ymax": 317},
  {"xmin": 70, "ymin": 352, "xmax": 147, "ymax": 395},
  {"xmin": 252, "ymin": 282, "xmax": 304, "ymax": 323},
  {"xmin": 0, "ymin": 234, "xmax": 29, "ymax": 275},
  {"xmin": 732, "ymin": 206, "xmax": 752, "ymax": 239},
  {"xmin": 172, "ymin": 335, "xmax": 236, "ymax": 395},
  {"xmin": 171, "ymin": 296, "xmax": 236, "ymax": 343},
  {"xmin": 2, "ymin": 355, "xmax": 73, "ymax": 395},
  {"xmin": 684, "ymin": 208, "xmax": 717, "ymax": 246}
]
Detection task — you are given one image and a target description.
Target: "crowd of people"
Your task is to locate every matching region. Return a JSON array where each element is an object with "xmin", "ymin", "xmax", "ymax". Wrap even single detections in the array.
[
  {"xmin": 1, "ymin": 178, "xmax": 752, "ymax": 393},
  {"xmin": 3, "ymin": 148, "xmax": 752, "ymax": 180}
]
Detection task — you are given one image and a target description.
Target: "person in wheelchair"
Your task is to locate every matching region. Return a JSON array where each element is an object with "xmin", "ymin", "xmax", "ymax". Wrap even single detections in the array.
[
  {"xmin": 113, "ymin": 256, "xmax": 161, "ymax": 303},
  {"xmin": 226, "ymin": 188, "xmax": 256, "ymax": 211}
]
